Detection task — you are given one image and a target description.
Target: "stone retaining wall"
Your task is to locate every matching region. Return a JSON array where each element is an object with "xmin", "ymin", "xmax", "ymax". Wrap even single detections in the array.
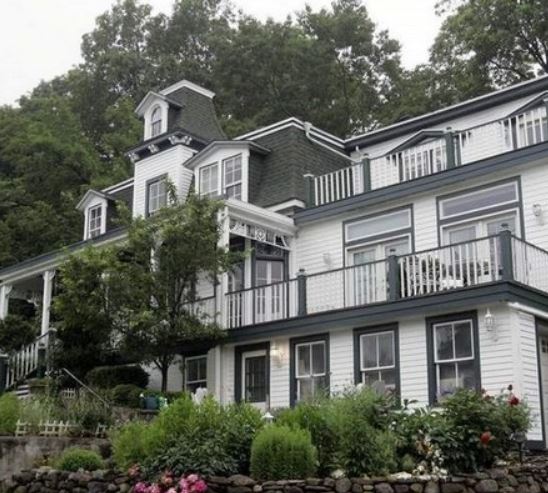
[
  {"xmin": 4, "ymin": 459, "xmax": 548, "ymax": 493},
  {"xmin": 0, "ymin": 437, "xmax": 110, "ymax": 481}
]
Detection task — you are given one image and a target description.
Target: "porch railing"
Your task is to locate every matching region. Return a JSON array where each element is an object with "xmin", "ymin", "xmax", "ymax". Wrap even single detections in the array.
[
  {"xmin": 3, "ymin": 330, "xmax": 56, "ymax": 390},
  {"xmin": 310, "ymin": 104, "xmax": 548, "ymax": 206},
  {"xmin": 224, "ymin": 231, "xmax": 543, "ymax": 329}
]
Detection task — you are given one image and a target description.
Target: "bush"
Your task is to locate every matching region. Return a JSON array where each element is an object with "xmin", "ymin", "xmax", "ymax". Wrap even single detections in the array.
[
  {"xmin": 277, "ymin": 398, "xmax": 336, "ymax": 475},
  {"xmin": 56, "ymin": 448, "xmax": 104, "ymax": 471},
  {"xmin": 111, "ymin": 395, "xmax": 264, "ymax": 476},
  {"xmin": 111, "ymin": 421, "xmax": 151, "ymax": 469},
  {"xmin": 0, "ymin": 315, "xmax": 37, "ymax": 353},
  {"xmin": 250, "ymin": 425, "xmax": 317, "ymax": 480},
  {"xmin": 112, "ymin": 384, "xmax": 143, "ymax": 408},
  {"xmin": 0, "ymin": 393, "xmax": 19, "ymax": 435},
  {"xmin": 86, "ymin": 365, "xmax": 149, "ymax": 389}
]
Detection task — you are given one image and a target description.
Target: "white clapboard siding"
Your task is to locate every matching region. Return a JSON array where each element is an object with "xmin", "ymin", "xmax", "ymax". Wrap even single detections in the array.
[
  {"xmin": 133, "ymin": 145, "xmax": 194, "ymax": 217},
  {"xmin": 269, "ymin": 337, "xmax": 290, "ymax": 408},
  {"xmin": 399, "ymin": 317, "xmax": 429, "ymax": 407},
  {"xmin": 515, "ymin": 310, "xmax": 543, "ymax": 442},
  {"xmin": 329, "ymin": 329, "xmax": 354, "ymax": 395},
  {"xmin": 520, "ymin": 161, "xmax": 548, "ymax": 252}
]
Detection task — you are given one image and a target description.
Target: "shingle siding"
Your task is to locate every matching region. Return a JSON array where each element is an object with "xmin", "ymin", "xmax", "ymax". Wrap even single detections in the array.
[
  {"xmin": 251, "ymin": 127, "xmax": 348, "ymax": 207},
  {"xmin": 168, "ymin": 87, "xmax": 226, "ymax": 142}
]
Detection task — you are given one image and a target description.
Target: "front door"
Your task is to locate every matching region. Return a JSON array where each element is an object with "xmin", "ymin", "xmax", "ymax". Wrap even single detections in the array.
[
  {"xmin": 241, "ymin": 349, "xmax": 268, "ymax": 411},
  {"xmin": 254, "ymin": 259, "xmax": 284, "ymax": 323}
]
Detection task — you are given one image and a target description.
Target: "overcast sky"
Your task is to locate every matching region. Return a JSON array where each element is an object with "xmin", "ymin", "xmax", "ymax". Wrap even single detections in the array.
[{"xmin": 0, "ymin": 0, "xmax": 441, "ymax": 106}]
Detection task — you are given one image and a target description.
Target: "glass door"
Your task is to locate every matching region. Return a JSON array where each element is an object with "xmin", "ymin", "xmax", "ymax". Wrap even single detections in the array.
[
  {"xmin": 347, "ymin": 237, "xmax": 409, "ymax": 306},
  {"xmin": 242, "ymin": 349, "xmax": 268, "ymax": 411},
  {"xmin": 254, "ymin": 260, "xmax": 284, "ymax": 323}
]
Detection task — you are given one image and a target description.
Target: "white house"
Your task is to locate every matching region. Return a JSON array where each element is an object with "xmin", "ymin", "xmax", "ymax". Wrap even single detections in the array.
[{"xmin": 3, "ymin": 77, "xmax": 548, "ymax": 448}]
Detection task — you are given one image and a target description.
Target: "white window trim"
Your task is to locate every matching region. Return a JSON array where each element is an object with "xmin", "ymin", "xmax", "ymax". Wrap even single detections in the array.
[
  {"xmin": 433, "ymin": 319, "xmax": 475, "ymax": 364},
  {"xmin": 199, "ymin": 162, "xmax": 220, "ymax": 198},
  {"xmin": 184, "ymin": 355, "xmax": 208, "ymax": 391},
  {"xmin": 360, "ymin": 331, "xmax": 396, "ymax": 372},
  {"xmin": 345, "ymin": 208, "xmax": 412, "ymax": 244},
  {"xmin": 147, "ymin": 177, "xmax": 168, "ymax": 216},
  {"xmin": 346, "ymin": 234, "xmax": 411, "ymax": 265},
  {"xmin": 143, "ymin": 99, "xmax": 169, "ymax": 140},
  {"xmin": 295, "ymin": 341, "xmax": 327, "ymax": 379},
  {"xmin": 84, "ymin": 201, "xmax": 107, "ymax": 240},
  {"xmin": 439, "ymin": 181, "xmax": 519, "ymax": 221},
  {"xmin": 440, "ymin": 209, "xmax": 520, "ymax": 246},
  {"xmin": 222, "ymin": 154, "xmax": 243, "ymax": 200}
]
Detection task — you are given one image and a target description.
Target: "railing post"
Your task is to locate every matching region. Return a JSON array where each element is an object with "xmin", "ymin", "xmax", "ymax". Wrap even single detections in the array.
[
  {"xmin": 445, "ymin": 126, "xmax": 457, "ymax": 168},
  {"xmin": 37, "ymin": 342, "xmax": 47, "ymax": 379},
  {"xmin": 297, "ymin": 269, "xmax": 307, "ymax": 316},
  {"xmin": 500, "ymin": 227, "xmax": 514, "ymax": 282},
  {"xmin": 303, "ymin": 174, "xmax": 316, "ymax": 207},
  {"xmin": 361, "ymin": 153, "xmax": 371, "ymax": 192},
  {"xmin": 387, "ymin": 251, "xmax": 400, "ymax": 302},
  {"xmin": 0, "ymin": 354, "xmax": 7, "ymax": 393}
]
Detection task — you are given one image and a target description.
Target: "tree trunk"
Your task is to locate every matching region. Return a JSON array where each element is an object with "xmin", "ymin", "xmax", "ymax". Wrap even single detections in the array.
[{"xmin": 160, "ymin": 364, "xmax": 169, "ymax": 393}]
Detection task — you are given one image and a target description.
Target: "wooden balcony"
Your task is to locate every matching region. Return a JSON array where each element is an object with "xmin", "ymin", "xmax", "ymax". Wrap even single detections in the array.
[
  {"xmin": 310, "ymin": 105, "xmax": 548, "ymax": 206},
  {"xmin": 189, "ymin": 232, "xmax": 548, "ymax": 329}
]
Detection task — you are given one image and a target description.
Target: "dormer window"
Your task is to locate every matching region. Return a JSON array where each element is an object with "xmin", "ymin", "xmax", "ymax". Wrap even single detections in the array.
[
  {"xmin": 223, "ymin": 155, "xmax": 242, "ymax": 200},
  {"xmin": 198, "ymin": 154, "xmax": 243, "ymax": 200},
  {"xmin": 88, "ymin": 205, "xmax": 103, "ymax": 239},
  {"xmin": 150, "ymin": 106, "xmax": 162, "ymax": 137},
  {"xmin": 147, "ymin": 176, "xmax": 167, "ymax": 215}
]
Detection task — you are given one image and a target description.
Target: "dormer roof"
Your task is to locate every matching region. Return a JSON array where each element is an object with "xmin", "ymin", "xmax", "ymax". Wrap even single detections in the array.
[{"xmin": 76, "ymin": 189, "xmax": 115, "ymax": 211}]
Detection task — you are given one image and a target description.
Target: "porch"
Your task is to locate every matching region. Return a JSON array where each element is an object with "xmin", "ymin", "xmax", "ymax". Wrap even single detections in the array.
[
  {"xmin": 213, "ymin": 231, "xmax": 548, "ymax": 329},
  {"xmin": 309, "ymin": 102, "xmax": 548, "ymax": 206}
]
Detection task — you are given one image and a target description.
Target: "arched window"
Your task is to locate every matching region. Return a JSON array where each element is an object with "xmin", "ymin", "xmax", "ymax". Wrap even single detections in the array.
[{"xmin": 150, "ymin": 106, "xmax": 162, "ymax": 137}]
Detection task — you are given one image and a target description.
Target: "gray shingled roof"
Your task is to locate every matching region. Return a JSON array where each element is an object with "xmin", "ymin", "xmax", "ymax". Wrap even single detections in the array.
[
  {"xmin": 168, "ymin": 87, "xmax": 226, "ymax": 142},
  {"xmin": 250, "ymin": 126, "xmax": 349, "ymax": 208}
]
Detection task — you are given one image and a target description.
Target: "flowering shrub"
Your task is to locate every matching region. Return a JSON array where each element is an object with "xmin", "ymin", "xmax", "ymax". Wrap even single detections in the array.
[{"xmin": 134, "ymin": 473, "xmax": 207, "ymax": 493}]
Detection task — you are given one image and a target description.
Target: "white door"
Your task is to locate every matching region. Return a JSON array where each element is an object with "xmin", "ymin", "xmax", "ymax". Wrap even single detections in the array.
[
  {"xmin": 255, "ymin": 260, "xmax": 284, "ymax": 322},
  {"xmin": 347, "ymin": 237, "xmax": 410, "ymax": 306},
  {"xmin": 241, "ymin": 349, "xmax": 268, "ymax": 411}
]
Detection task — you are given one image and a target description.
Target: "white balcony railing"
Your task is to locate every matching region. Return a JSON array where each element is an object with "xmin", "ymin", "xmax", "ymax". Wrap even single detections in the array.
[{"xmin": 312, "ymin": 105, "xmax": 548, "ymax": 206}]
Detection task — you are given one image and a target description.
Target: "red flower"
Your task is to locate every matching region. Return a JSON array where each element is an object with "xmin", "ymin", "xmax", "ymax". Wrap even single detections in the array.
[
  {"xmin": 509, "ymin": 395, "xmax": 520, "ymax": 406},
  {"xmin": 480, "ymin": 431, "xmax": 493, "ymax": 445}
]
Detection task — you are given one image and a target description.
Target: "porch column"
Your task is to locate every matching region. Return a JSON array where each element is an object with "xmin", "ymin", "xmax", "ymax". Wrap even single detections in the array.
[
  {"xmin": 0, "ymin": 284, "xmax": 13, "ymax": 320},
  {"xmin": 216, "ymin": 208, "xmax": 230, "ymax": 326},
  {"xmin": 40, "ymin": 270, "xmax": 56, "ymax": 336}
]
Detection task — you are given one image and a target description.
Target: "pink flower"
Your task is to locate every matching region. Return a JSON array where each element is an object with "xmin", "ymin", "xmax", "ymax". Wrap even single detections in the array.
[
  {"xmin": 179, "ymin": 479, "xmax": 189, "ymax": 493},
  {"xmin": 167, "ymin": 488, "xmax": 177, "ymax": 493},
  {"xmin": 161, "ymin": 475, "xmax": 174, "ymax": 488},
  {"xmin": 193, "ymin": 480, "xmax": 208, "ymax": 493},
  {"xmin": 134, "ymin": 482, "xmax": 149, "ymax": 493},
  {"xmin": 149, "ymin": 484, "xmax": 162, "ymax": 493},
  {"xmin": 186, "ymin": 475, "xmax": 199, "ymax": 485}
]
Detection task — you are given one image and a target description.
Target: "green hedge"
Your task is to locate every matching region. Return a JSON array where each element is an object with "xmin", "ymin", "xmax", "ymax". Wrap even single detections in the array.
[
  {"xmin": 56, "ymin": 448, "xmax": 104, "ymax": 471},
  {"xmin": 112, "ymin": 384, "xmax": 143, "ymax": 408},
  {"xmin": 86, "ymin": 364, "xmax": 149, "ymax": 389},
  {"xmin": 0, "ymin": 393, "xmax": 19, "ymax": 435},
  {"xmin": 250, "ymin": 425, "xmax": 317, "ymax": 480}
]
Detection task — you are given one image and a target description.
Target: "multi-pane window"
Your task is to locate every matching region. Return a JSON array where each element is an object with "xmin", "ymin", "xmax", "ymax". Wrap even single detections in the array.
[
  {"xmin": 295, "ymin": 340, "xmax": 327, "ymax": 402},
  {"xmin": 439, "ymin": 181, "xmax": 518, "ymax": 222},
  {"xmin": 147, "ymin": 177, "xmax": 167, "ymax": 215},
  {"xmin": 359, "ymin": 331, "xmax": 397, "ymax": 394},
  {"xmin": 185, "ymin": 356, "xmax": 207, "ymax": 393},
  {"xmin": 244, "ymin": 355, "xmax": 267, "ymax": 403},
  {"xmin": 223, "ymin": 155, "xmax": 242, "ymax": 199},
  {"xmin": 432, "ymin": 319, "xmax": 476, "ymax": 400},
  {"xmin": 199, "ymin": 164, "xmax": 219, "ymax": 198},
  {"xmin": 88, "ymin": 205, "xmax": 103, "ymax": 239},
  {"xmin": 150, "ymin": 106, "xmax": 162, "ymax": 137}
]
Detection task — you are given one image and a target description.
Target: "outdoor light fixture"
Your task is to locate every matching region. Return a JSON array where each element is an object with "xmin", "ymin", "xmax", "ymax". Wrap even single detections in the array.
[
  {"xmin": 484, "ymin": 308, "xmax": 497, "ymax": 340},
  {"xmin": 533, "ymin": 203, "xmax": 543, "ymax": 217},
  {"xmin": 262, "ymin": 411, "xmax": 275, "ymax": 424}
]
